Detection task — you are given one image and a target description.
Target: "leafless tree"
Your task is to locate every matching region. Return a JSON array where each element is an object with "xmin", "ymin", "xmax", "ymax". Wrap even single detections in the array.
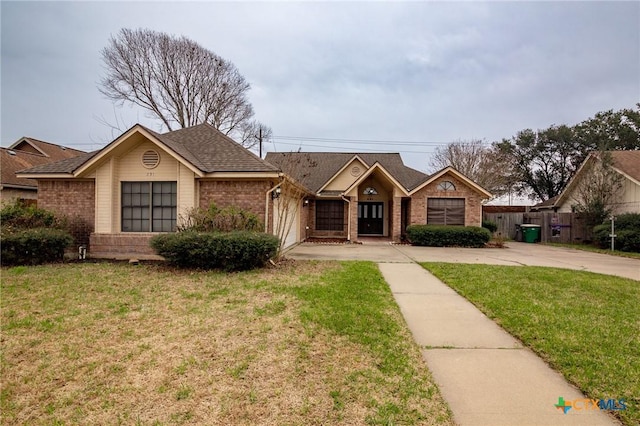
[
  {"xmin": 570, "ymin": 152, "xmax": 624, "ymax": 227},
  {"xmin": 429, "ymin": 140, "xmax": 513, "ymax": 197},
  {"xmin": 268, "ymin": 152, "xmax": 316, "ymax": 258},
  {"xmin": 99, "ymin": 28, "xmax": 268, "ymax": 147}
]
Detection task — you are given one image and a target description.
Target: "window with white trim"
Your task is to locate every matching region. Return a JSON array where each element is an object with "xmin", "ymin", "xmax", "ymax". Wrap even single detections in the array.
[{"xmin": 122, "ymin": 182, "xmax": 177, "ymax": 232}]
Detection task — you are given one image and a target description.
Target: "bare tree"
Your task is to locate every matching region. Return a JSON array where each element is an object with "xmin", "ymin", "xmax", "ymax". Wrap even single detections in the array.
[
  {"xmin": 99, "ymin": 28, "xmax": 268, "ymax": 146},
  {"xmin": 430, "ymin": 140, "xmax": 513, "ymax": 196},
  {"xmin": 239, "ymin": 120, "xmax": 273, "ymax": 153},
  {"xmin": 570, "ymin": 152, "xmax": 624, "ymax": 228},
  {"xmin": 268, "ymin": 152, "xmax": 316, "ymax": 258}
]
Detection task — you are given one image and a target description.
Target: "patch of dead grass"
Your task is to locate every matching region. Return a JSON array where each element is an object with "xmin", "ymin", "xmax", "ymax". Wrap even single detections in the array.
[{"xmin": 1, "ymin": 261, "xmax": 452, "ymax": 425}]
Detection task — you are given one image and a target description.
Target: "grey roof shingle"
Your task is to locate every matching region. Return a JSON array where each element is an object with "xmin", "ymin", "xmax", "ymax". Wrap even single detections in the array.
[
  {"xmin": 265, "ymin": 152, "xmax": 429, "ymax": 193},
  {"xmin": 18, "ymin": 123, "xmax": 278, "ymax": 175}
]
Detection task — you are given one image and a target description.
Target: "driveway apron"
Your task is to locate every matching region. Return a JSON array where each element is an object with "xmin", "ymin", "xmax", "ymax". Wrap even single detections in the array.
[{"xmin": 287, "ymin": 242, "xmax": 626, "ymax": 425}]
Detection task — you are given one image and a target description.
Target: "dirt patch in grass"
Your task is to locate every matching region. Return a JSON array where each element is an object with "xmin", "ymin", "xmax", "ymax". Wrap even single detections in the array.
[{"xmin": 1, "ymin": 261, "xmax": 452, "ymax": 425}]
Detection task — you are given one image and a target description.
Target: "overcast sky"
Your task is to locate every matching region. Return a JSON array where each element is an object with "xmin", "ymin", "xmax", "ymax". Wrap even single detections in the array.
[{"xmin": 2, "ymin": 1, "xmax": 638, "ymax": 173}]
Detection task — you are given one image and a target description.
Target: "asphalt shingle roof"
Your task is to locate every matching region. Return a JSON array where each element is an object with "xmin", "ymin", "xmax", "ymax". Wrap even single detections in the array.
[
  {"xmin": 610, "ymin": 150, "xmax": 640, "ymax": 183},
  {"xmin": 2, "ymin": 139, "xmax": 87, "ymax": 187},
  {"xmin": 18, "ymin": 123, "xmax": 278, "ymax": 175},
  {"xmin": 265, "ymin": 152, "xmax": 429, "ymax": 193}
]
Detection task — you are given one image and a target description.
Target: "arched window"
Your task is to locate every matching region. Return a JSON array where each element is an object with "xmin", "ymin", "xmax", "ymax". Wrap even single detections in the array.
[
  {"xmin": 437, "ymin": 181, "xmax": 455, "ymax": 191},
  {"xmin": 363, "ymin": 187, "xmax": 378, "ymax": 195}
]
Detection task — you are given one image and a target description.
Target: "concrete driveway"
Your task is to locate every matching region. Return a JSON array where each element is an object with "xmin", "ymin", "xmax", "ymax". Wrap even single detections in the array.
[{"xmin": 286, "ymin": 242, "xmax": 640, "ymax": 281}]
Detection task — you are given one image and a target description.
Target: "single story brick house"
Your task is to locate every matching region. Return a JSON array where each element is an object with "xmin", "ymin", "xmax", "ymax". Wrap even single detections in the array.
[
  {"xmin": 18, "ymin": 123, "xmax": 491, "ymax": 258},
  {"xmin": 266, "ymin": 152, "xmax": 491, "ymax": 243}
]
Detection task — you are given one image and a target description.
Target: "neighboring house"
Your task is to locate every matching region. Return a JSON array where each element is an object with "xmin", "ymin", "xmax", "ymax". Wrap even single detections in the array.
[
  {"xmin": 530, "ymin": 195, "xmax": 559, "ymax": 212},
  {"xmin": 532, "ymin": 151, "xmax": 640, "ymax": 214},
  {"xmin": 18, "ymin": 123, "xmax": 491, "ymax": 258},
  {"xmin": 266, "ymin": 151, "xmax": 491, "ymax": 243},
  {"xmin": 1, "ymin": 138, "xmax": 85, "ymax": 203}
]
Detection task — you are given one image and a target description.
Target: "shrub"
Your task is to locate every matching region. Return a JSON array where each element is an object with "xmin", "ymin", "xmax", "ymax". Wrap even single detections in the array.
[
  {"xmin": 150, "ymin": 231, "xmax": 279, "ymax": 271},
  {"xmin": 0, "ymin": 201, "xmax": 62, "ymax": 232},
  {"xmin": 593, "ymin": 213, "xmax": 640, "ymax": 252},
  {"xmin": 178, "ymin": 203, "xmax": 262, "ymax": 233},
  {"xmin": 482, "ymin": 220, "xmax": 498, "ymax": 233},
  {"xmin": 1, "ymin": 228, "xmax": 73, "ymax": 266},
  {"xmin": 406, "ymin": 225, "xmax": 491, "ymax": 248}
]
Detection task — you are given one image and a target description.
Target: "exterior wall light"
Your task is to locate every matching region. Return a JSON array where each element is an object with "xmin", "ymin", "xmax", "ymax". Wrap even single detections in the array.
[{"xmin": 271, "ymin": 187, "xmax": 282, "ymax": 199}]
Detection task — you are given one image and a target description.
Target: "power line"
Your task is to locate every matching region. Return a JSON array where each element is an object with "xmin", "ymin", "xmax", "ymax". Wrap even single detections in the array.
[
  {"xmin": 272, "ymin": 135, "xmax": 490, "ymax": 146},
  {"xmin": 269, "ymin": 140, "xmax": 437, "ymax": 154}
]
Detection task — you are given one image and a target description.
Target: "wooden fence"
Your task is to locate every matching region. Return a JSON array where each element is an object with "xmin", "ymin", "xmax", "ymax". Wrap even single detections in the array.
[{"xmin": 483, "ymin": 211, "xmax": 591, "ymax": 243}]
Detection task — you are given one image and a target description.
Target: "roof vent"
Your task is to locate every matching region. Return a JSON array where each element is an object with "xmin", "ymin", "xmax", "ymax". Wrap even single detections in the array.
[
  {"xmin": 142, "ymin": 150, "xmax": 160, "ymax": 169},
  {"xmin": 7, "ymin": 150, "xmax": 16, "ymax": 155}
]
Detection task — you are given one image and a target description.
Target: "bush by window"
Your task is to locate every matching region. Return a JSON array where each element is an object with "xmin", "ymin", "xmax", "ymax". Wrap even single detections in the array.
[{"xmin": 406, "ymin": 225, "xmax": 490, "ymax": 247}]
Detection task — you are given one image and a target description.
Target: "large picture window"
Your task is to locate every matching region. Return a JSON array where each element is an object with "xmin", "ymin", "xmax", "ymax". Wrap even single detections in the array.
[
  {"xmin": 427, "ymin": 198, "xmax": 465, "ymax": 226},
  {"xmin": 316, "ymin": 200, "xmax": 344, "ymax": 231},
  {"xmin": 122, "ymin": 182, "xmax": 177, "ymax": 232}
]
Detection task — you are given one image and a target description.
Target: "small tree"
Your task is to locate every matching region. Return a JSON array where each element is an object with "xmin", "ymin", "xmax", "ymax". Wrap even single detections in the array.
[
  {"xmin": 270, "ymin": 152, "xmax": 316, "ymax": 258},
  {"xmin": 570, "ymin": 152, "xmax": 624, "ymax": 228}
]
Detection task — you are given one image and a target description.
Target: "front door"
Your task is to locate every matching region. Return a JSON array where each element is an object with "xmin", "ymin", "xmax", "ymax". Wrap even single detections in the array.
[{"xmin": 358, "ymin": 202, "xmax": 384, "ymax": 235}]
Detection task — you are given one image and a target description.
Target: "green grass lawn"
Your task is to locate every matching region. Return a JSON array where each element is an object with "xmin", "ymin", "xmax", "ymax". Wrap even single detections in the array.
[
  {"xmin": 544, "ymin": 242, "xmax": 640, "ymax": 259},
  {"xmin": 1, "ymin": 261, "xmax": 453, "ymax": 426},
  {"xmin": 421, "ymin": 262, "xmax": 640, "ymax": 426}
]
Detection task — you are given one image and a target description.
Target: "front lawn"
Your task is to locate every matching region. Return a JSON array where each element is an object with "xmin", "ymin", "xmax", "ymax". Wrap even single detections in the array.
[
  {"xmin": 1, "ymin": 261, "xmax": 453, "ymax": 425},
  {"xmin": 543, "ymin": 242, "xmax": 640, "ymax": 259},
  {"xmin": 421, "ymin": 262, "xmax": 640, "ymax": 426}
]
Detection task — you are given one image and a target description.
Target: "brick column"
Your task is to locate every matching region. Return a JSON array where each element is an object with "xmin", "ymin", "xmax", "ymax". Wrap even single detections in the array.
[
  {"xmin": 349, "ymin": 197, "xmax": 358, "ymax": 242},
  {"xmin": 392, "ymin": 196, "xmax": 402, "ymax": 242}
]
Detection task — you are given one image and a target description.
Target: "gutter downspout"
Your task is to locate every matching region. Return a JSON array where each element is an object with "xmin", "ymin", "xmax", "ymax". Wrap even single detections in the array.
[{"xmin": 341, "ymin": 195, "xmax": 351, "ymax": 242}]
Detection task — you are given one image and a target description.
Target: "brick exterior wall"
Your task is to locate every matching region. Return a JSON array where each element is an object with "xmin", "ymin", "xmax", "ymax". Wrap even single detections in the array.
[
  {"xmin": 38, "ymin": 179, "xmax": 95, "ymax": 247},
  {"xmin": 199, "ymin": 180, "xmax": 272, "ymax": 225},
  {"xmin": 90, "ymin": 233, "xmax": 160, "ymax": 259},
  {"xmin": 410, "ymin": 175, "xmax": 483, "ymax": 227}
]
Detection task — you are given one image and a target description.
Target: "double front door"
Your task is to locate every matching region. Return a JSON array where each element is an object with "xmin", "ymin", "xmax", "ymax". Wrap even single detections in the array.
[{"xmin": 358, "ymin": 202, "xmax": 383, "ymax": 235}]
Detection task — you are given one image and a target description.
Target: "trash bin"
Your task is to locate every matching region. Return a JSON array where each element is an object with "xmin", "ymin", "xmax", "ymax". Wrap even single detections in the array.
[
  {"xmin": 521, "ymin": 224, "xmax": 541, "ymax": 243},
  {"xmin": 514, "ymin": 224, "xmax": 523, "ymax": 242}
]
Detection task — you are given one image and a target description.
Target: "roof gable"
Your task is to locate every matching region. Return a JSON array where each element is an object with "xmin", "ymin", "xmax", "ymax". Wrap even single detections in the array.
[
  {"xmin": 553, "ymin": 150, "xmax": 640, "ymax": 209},
  {"xmin": 2, "ymin": 139, "xmax": 86, "ymax": 187},
  {"xmin": 343, "ymin": 162, "xmax": 410, "ymax": 197},
  {"xmin": 9, "ymin": 137, "xmax": 85, "ymax": 160},
  {"xmin": 318, "ymin": 155, "xmax": 370, "ymax": 193},
  {"xmin": 265, "ymin": 152, "xmax": 429, "ymax": 193},
  {"xmin": 409, "ymin": 166, "xmax": 492, "ymax": 198},
  {"xmin": 17, "ymin": 123, "xmax": 279, "ymax": 177}
]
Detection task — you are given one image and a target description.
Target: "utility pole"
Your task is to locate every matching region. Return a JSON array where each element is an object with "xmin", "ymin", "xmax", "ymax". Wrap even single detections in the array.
[{"xmin": 259, "ymin": 127, "xmax": 263, "ymax": 159}]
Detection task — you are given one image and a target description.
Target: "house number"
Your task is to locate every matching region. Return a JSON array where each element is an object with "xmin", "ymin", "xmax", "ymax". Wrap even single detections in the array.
[{"xmin": 146, "ymin": 172, "xmax": 155, "ymax": 177}]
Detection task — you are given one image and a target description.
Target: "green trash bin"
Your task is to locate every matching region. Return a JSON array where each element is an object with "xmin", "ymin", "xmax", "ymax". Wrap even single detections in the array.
[{"xmin": 521, "ymin": 224, "xmax": 541, "ymax": 243}]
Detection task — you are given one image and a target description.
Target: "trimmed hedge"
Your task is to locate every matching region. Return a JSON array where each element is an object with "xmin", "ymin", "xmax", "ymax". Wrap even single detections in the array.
[
  {"xmin": 150, "ymin": 231, "xmax": 279, "ymax": 271},
  {"xmin": 593, "ymin": 213, "xmax": 640, "ymax": 252},
  {"xmin": 406, "ymin": 225, "xmax": 491, "ymax": 248},
  {"xmin": 1, "ymin": 228, "xmax": 73, "ymax": 266}
]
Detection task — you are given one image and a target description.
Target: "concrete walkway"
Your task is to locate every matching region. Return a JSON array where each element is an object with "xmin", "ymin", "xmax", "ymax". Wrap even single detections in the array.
[
  {"xmin": 286, "ymin": 242, "xmax": 632, "ymax": 425},
  {"xmin": 379, "ymin": 263, "xmax": 620, "ymax": 426}
]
